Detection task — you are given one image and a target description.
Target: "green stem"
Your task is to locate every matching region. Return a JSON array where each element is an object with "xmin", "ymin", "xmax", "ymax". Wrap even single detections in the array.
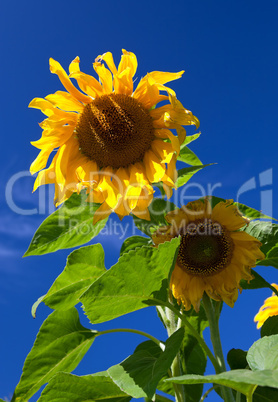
[
  {"xmin": 162, "ymin": 300, "xmax": 220, "ymax": 372},
  {"xmin": 202, "ymin": 293, "xmax": 235, "ymax": 402},
  {"xmin": 165, "ymin": 306, "xmax": 185, "ymax": 402},
  {"xmin": 96, "ymin": 328, "xmax": 164, "ymax": 348},
  {"xmin": 246, "ymin": 385, "xmax": 257, "ymax": 402},
  {"xmin": 200, "ymin": 385, "xmax": 219, "ymax": 401}
]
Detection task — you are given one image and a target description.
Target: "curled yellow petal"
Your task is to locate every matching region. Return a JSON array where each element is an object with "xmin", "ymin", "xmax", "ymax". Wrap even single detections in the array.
[{"xmin": 49, "ymin": 58, "xmax": 91, "ymax": 104}]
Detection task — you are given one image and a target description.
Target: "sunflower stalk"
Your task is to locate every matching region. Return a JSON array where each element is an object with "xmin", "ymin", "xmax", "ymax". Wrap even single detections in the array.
[
  {"xmin": 163, "ymin": 300, "xmax": 219, "ymax": 372},
  {"xmin": 202, "ymin": 293, "xmax": 235, "ymax": 402},
  {"xmin": 164, "ymin": 305, "xmax": 186, "ymax": 402}
]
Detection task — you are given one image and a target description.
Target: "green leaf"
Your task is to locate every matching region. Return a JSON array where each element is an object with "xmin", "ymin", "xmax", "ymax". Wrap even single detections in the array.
[
  {"xmin": 240, "ymin": 270, "xmax": 278, "ymax": 297},
  {"xmin": 227, "ymin": 349, "xmax": 248, "ymax": 370},
  {"xmin": 81, "ymin": 238, "xmax": 180, "ymax": 324},
  {"xmin": 176, "ymin": 164, "xmax": 214, "ymax": 188},
  {"xmin": 206, "ymin": 197, "xmax": 275, "ymax": 221},
  {"xmin": 261, "ymin": 316, "xmax": 278, "ymax": 338},
  {"xmin": 120, "ymin": 236, "xmax": 152, "ymax": 256},
  {"xmin": 235, "ymin": 203, "xmax": 275, "ymax": 221},
  {"xmin": 165, "ymin": 369, "xmax": 278, "ymax": 395},
  {"xmin": 37, "ymin": 372, "xmax": 131, "ymax": 402},
  {"xmin": 177, "ymin": 145, "xmax": 202, "ymax": 165},
  {"xmin": 12, "ymin": 308, "xmax": 96, "ymax": 401},
  {"xmin": 253, "ymin": 386, "xmax": 278, "ymax": 402},
  {"xmin": 182, "ymin": 132, "xmax": 201, "ymax": 146},
  {"xmin": 24, "ymin": 193, "xmax": 107, "ymax": 256},
  {"xmin": 108, "ymin": 328, "xmax": 184, "ymax": 399},
  {"xmin": 247, "ymin": 335, "xmax": 278, "ymax": 371},
  {"xmin": 133, "ymin": 198, "xmax": 177, "ymax": 236},
  {"xmin": 244, "ymin": 221, "xmax": 278, "ymax": 255},
  {"xmin": 257, "ymin": 246, "xmax": 278, "ymax": 269},
  {"xmin": 245, "ymin": 221, "xmax": 278, "ymax": 269},
  {"xmin": 32, "ymin": 244, "xmax": 106, "ymax": 316}
]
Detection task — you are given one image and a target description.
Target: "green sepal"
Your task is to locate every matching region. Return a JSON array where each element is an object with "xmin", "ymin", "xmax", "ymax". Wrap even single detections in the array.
[{"xmin": 24, "ymin": 192, "xmax": 107, "ymax": 256}]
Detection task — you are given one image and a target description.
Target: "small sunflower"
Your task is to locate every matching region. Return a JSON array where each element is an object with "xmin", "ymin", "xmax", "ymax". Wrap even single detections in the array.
[
  {"xmin": 30, "ymin": 50, "xmax": 199, "ymax": 223},
  {"xmin": 254, "ymin": 284, "xmax": 278, "ymax": 329},
  {"xmin": 152, "ymin": 198, "xmax": 264, "ymax": 311}
]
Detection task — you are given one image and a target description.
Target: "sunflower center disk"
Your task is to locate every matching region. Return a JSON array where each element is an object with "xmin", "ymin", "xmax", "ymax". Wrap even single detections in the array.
[
  {"xmin": 177, "ymin": 219, "xmax": 234, "ymax": 277},
  {"xmin": 76, "ymin": 93, "xmax": 155, "ymax": 169}
]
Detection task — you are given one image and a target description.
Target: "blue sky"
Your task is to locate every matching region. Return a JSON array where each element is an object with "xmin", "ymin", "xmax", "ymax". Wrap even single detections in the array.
[{"xmin": 1, "ymin": 0, "xmax": 278, "ymax": 400}]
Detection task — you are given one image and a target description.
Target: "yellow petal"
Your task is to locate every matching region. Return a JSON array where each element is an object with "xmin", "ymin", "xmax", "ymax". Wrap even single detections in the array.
[
  {"xmin": 108, "ymin": 70, "xmax": 129, "ymax": 96},
  {"xmin": 87, "ymin": 188, "xmax": 105, "ymax": 204},
  {"xmin": 114, "ymin": 197, "xmax": 131, "ymax": 218},
  {"xmin": 49, "ymin": 58, "xmax": 91, "ymax": 104},
  {"xmin": 29, "ymin": 98, "xmax": 68, "ymax": 118},
  {"xmin": 133, "ymin": 75, "xmax": 161, "ymax": 109},
  {"xmin": 166, "ymin": 153, "xmax": 178, "ymax": 183},
  {"xmin": 54, "ymin": 137, "xmax": 80, "ymax": 189},
  {"xmin": 31, "ymin": 125, "xmax": 75, "ymax": 150},
  {"xmin": 143, "ymin": 149, "xmax": 166, "ymax": 182},
  {"xmin": 162, "ymin": 183, "xmax": 173, "ymax": 198},
  {"xmin": 76, "ymin": 160, "xmax": 99, "ymax": 185},
  {"xmin": 30, "ymin": 148, "xmax": 52, "ymax": 174},
  {"xmin": 176, "ymin": 126, "xmax": 187, "ymax": 145},
  {"xmin": 212, "ymin": 200, "xmax": 248, "ymax": 231},
  {"xmin": 46, "ymin": 91, "xmax": 84, "ymax": 113},
  {"xmin": 118, "ymin": 50, "xmax": 137, "ymax": 77},
  {"xmin": 230, "ymin": 231, "xmax": 262, "ymax": 243},
  {"xmin": 69, "ymin": 56, "xmax": 81, "ymax": 74},
  {"xmin": 93, "ymin": 201, "xmax": 112, "ymax": 224},
  {"xmin": 33, "ymin": 168, "xmax": 55, "ymax": 192},
  {"xmin": 154, "ymin": 129, "xmax": 180, "ymax": 154},
  {"xmin": 147, "ymin": 70, "xmax": 184, "ymax": 85},
  {"xmin": 151, "ymin": 139, "xmax": 174, "ymax": 163},
  {"xmin": 97, "ymin": 172, "xmax": 121, "ymax": 209},
  {"xmin": 70, "ymin": 71, "xmax": 103, "ymax": 97},
  {"xmin": 132, "ymin": 205, "xmax": 151, "ymax": 220},
  {"xmin": 96, "ymin": 52, "xmax": 118, "ymax": 76},
  {"xmin": 149, "ymin": 104, "xmax": 172, "ymax": 120},
  {"xmin": 93, "ymin": 62, "xmax": 113, "ymax": 94}
]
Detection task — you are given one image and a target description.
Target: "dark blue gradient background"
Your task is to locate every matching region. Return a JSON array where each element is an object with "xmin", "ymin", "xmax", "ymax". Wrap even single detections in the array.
[{"xmin": 1, "ymin": 1, "xmax": 278, "ymax": 400}]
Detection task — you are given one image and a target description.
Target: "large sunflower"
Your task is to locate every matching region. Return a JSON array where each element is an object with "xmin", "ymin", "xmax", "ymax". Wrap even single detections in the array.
[
  {"xmin": 30, "ymin": 50, "xmax": 199, "ymax": 223},
  {"xmin": 254, "ymin": 284, "xmax": 278, "ymax": 329},
  {"xmin": 152, "ymin": 198, "xmax": 264, "ymax": 311}
]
